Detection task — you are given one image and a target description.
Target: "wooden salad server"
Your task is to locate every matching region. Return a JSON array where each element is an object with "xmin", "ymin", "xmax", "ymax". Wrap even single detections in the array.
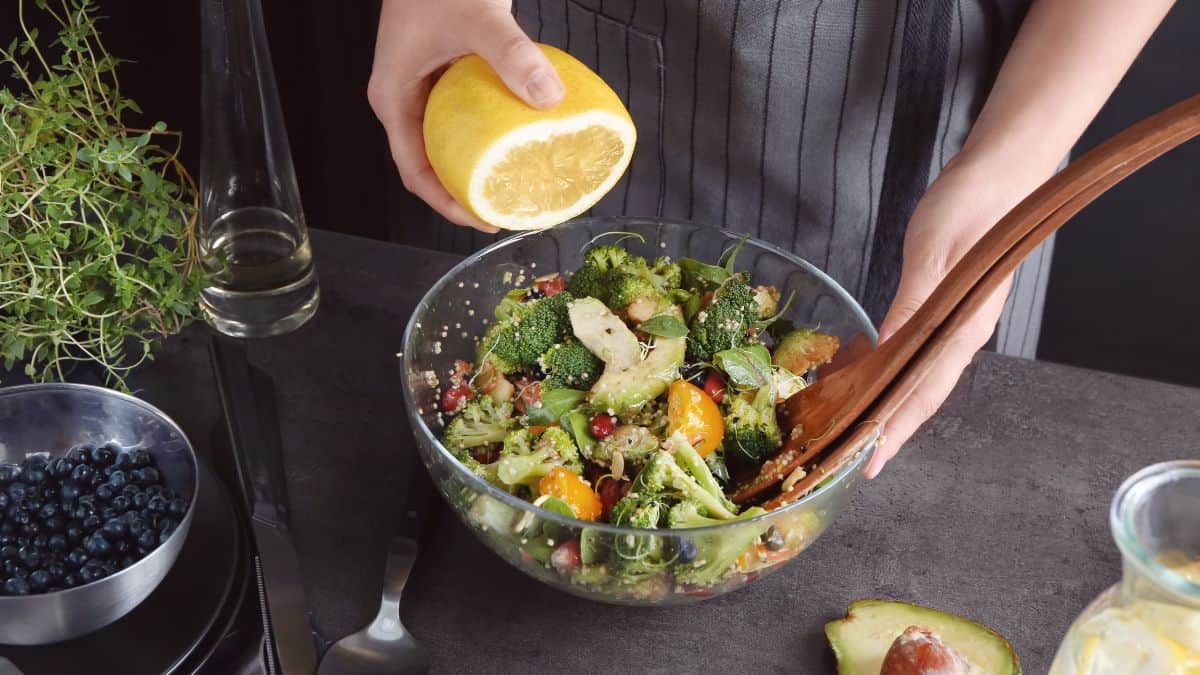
[{"xmin": 735, "ymin": 93, "xmax": 1200, "ymax": 505}]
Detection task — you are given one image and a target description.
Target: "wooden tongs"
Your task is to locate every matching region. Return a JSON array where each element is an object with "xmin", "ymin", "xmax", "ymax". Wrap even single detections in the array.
[{"xmin": 734, "ymin": 93, "xmax": 1200, "ymax": 509}]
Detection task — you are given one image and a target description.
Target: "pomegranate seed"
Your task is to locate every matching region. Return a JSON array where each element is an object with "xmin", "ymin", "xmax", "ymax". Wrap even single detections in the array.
[
  {"xmin": 440, "ymin": 384, "xmax": 472, "ymax": 413},
  {"xmin": 589, "ymin": 413, "xmax": 615, "ymax": 439},
  {"xmin": 550, "ymin": 540, "xmax": 582, "ymax": 573},
  {"xmin": 597, "ymin": 477, "xmax": 631, "ymax": 521},
  {"xmin": 702, "ymin": 370, "xmax": 726, "ymax": 403},
  {"xmin": 535, "ymin": 276, "xmax": 566, "ymax": 298}
]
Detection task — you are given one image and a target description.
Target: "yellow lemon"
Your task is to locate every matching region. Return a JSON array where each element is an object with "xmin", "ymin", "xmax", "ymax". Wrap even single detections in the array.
[{"xmin": 423, "ymin": 45, "xmax": 636, "ymax": 231}]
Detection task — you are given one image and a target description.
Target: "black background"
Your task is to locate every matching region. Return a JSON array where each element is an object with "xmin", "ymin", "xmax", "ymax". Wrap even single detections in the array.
[{"xmin": 3, "ymin": 1, "xmax": 1198, "ymax": 387}]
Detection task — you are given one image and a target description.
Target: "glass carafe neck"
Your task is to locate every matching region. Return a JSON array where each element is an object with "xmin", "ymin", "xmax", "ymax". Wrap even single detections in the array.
[{"xmin": 1112, "ymin": 460, "xmax": 1200, "ymax": 610}]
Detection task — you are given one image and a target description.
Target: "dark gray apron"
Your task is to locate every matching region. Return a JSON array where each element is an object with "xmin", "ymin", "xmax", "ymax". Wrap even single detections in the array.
[{"xmin": 432, "ymin": 0, "xmax": 1053, "ymax": 358}]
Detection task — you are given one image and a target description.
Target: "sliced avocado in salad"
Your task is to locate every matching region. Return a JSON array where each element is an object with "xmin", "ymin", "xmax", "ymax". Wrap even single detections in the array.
[
  {"xmin": 825, "ymin": 599, "xmax": 1021, "ymax": 675},
  {"xmin": 567, "ymin": 297, "xmax": 641, "ymax": 370},
  {"xmin": 588, "ymin": 336, "xmax": 685, "ymax": 415}
]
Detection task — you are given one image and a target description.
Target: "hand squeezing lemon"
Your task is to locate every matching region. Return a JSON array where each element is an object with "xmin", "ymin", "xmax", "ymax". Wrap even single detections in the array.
[{"xmin": 423, "ymin": 45, "xmax": 636, "ymax": 231}]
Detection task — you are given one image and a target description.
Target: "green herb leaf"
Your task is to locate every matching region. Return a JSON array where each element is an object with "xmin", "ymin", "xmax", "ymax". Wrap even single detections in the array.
[
  {"xmin": 638, "ymin": 314, "xmax": 688, "ymax": 339},
  {"xmin": 721, "ymin": 235, "xmax": 750, "ymax": 274},
  {"xmin": 679, "ymin": 257, "xmax": 729, "ymax": 288},
  {"xmin": 714, "ymin": 344, "xmax": 773, "ymax": 388},
  {"xmin": 525, "ymin": 388, "xmax": 587, "ymax": 425}
]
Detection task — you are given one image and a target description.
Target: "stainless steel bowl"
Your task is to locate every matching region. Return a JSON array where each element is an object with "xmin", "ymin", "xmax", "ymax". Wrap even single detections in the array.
[{"xmin": 0, "ymin": 384, "xmax": 198, "ymax": 645}]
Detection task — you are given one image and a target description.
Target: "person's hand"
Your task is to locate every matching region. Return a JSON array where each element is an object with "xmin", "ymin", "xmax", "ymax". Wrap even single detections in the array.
[
  {"xmin": 864, "ymin": 160, "xmax": 1018, "ymax": 478},
  {"xmin": 367, "ymin": 0, "xmax": 565, "ymax": 232}
]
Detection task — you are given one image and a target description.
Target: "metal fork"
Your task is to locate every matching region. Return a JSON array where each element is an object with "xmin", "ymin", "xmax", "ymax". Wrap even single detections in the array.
[{"xmin": 317, "ymin": 465, "xmax": 432, "ymax": 675}]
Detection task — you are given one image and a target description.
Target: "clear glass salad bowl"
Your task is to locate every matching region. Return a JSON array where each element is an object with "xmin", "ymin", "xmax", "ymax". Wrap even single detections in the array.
[{"xmin": 401, "ymin": 217, "xmax": 878, "ymax": 605}]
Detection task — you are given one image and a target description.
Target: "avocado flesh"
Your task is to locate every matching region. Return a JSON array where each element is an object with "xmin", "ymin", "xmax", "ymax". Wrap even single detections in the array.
[
  {"xmin": 825, "ymin": 599, "xmax": 1021, "ymax": 675},
  {"xmin": 567, "ymin": 297, "xmax": 641, "ymax": 369},
  {"xmin": 588, "ymin": 336, "xmax": 685, "ymax": 415}
]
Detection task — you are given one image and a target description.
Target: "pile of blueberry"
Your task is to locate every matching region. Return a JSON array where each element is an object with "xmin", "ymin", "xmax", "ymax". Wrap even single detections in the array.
[{"xmin": 0, "ymin": 445, "xmax": 188, "ymax": 596}]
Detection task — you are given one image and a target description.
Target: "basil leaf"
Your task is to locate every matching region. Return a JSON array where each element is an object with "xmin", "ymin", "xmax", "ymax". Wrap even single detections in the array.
[
  {"xmin": 720, "ymin": 235, "xmax": 749, "ymax": 274},
  {"xmin": 525, "ymin": 388, "xmax": 587, "ymax": 425},
  {"xmin": 638, "ymin": 315, "xmax": 688, "ymax": 339},
  {"xmin": 714, "ymin": 344, "xmax": 773, "ymax": 388},
  {"xmin": 679, "ymin": 257, "xmax": 729, "ymax": 289},
  {"xmin": 682, "ymin": 292, "xmax": 702, "ymax": 323}
]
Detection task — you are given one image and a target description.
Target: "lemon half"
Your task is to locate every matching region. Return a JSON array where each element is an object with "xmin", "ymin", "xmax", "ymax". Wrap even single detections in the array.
[{"xmin": 423, "ymin": 45, "xmax": 636, "ymax": 230}]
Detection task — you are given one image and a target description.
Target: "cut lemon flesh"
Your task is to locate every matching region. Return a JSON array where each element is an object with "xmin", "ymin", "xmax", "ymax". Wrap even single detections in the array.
[{"xmin": 424, "ymin": 45, "xmax": 636, "ymax": 231}]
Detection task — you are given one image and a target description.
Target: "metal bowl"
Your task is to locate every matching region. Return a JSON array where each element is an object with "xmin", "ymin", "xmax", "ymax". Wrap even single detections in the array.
[{"xmin": 0, "ymin": 383, "xmax": 198, "ymax": 645}]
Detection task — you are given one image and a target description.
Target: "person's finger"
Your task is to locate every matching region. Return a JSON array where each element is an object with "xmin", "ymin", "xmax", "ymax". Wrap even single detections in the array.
[
  {"xmin": 372, "ymin": 77, "xmax": 499, "ymax": 233},
  {"xmin": 467, "ymin": 7, "xmax": 564, "ymax": 109},
  {"xmin": 864, "ymin": 283, "xmax": 1009, "ymax": 478},
  {"xmin": 878, "ymin": 258, "xmax": 944, "ymax": 343}
]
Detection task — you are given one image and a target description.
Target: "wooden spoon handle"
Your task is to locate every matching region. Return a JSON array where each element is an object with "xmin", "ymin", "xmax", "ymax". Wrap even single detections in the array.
[{"xmin": 764, "ymin": 111, "xmax": 1200, "ymax": 509}]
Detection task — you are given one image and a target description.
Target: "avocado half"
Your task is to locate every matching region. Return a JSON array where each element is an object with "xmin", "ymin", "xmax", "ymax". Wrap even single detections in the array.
[{"xmin": 825, "ymin": 599, "xmax": 1021, "ymax": 675}]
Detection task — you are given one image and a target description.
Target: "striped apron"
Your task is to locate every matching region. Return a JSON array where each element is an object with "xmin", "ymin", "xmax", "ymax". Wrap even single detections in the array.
[{"xmin": 413, "ymin": 0, "xmax": 1053, "ymax": 358}]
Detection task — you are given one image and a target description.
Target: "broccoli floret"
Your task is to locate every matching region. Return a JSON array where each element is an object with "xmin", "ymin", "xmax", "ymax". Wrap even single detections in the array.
[
  {"xmin": 539, "ymin": 339, "xmax": 603, "ymax": 389},
  {"xmin": 722, "ymin": 385, "xmax": 782, "ymax": 465},
  {"xmin": 609, "ymin": 492, "xmax": 666, "ymax": 528},
  {"xmin": 686, "ymin": 273, "xmax": 759, "ymax": 362},
  {"xmin": 607, "ymin": 492, "xmax": 671, "ymax": 579},
  {"xmin": 478, "ymin": 292, "xmax": 574, "ymax": 372},
  {"xmin": 567, "ymin": 245, "xmax": 630, "ymax": 300},
  {"xmin": 567, "ymin": 245, "xmax": 681, "ymax": 310},
  {"xmin": 649, "ymin": 256, "xmax": 683, "ymax": 292},
  {"xmin": 607, "ymin": 271, "xmax": 660, "ymax": 310},
  {"xmin": 588, "ymin": 424, "xmax": 660, "ymax": 469},
  {"xmin": 631, "ymin": 449, "xmax": 738, "ymax": 520},
  {"xmin": 443, "ymin": 397, "xmax": 516, "ymax": 454},
  {"xmin": 496, "ymin": 427, "xmax": 582, "ymax": 488},
  {"xmin": 663, "ymin": 432, "xmax": 738, "ymax": 516},
  {"xmin": 668, "ymin": 503, "xmax": 768, "ymax": 587}
]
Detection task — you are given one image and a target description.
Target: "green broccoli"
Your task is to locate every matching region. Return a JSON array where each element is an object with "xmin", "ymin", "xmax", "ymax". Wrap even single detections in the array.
[
  {"xmin": 477, "ymin": 292, "xmax": 574, "ymax": 372},
  {"xmin": 669, "ymin": 503, "xmax": 768, "ymax": 587},
  {"xmin": 722, "ymin": 384, "xmax": 782, "ymax": 465},
  {"xmin": 609, "ymin": 491, "xmax": 666, "ymax": 528},
  {"xmin": 607, "ymin": 271, "xmax": 660, "ymax": 310},
  {"xmin": 648, "ymin": 256, "xmax": 683, "ymax": 292},
  {"xmin": 496, "ymin": 426, "xmax": 583, "ymax": 488},
  {"xmin": 686, "ymin": 273, "xmax": 760, "ymax": 362},
  {"xmin": 629, "ymin": 449, "xmax": 738, "ymax": 520},
  {"xmin": 664, "ymin": 432, "xmax": 738, "ymax": 516},
  {"xmin": 608, "ymin": 492, "xmax": 671, "ymax": 580},
  {"xmin": 567, "ymin": 245, "xmax": 682, "ymax": 310},
  {"xmin": 567, "ymin": 244, "xmax": 630, "ymax": 300},
  {"xmin": 443, "ymin": 397, "xmax": 515, "ymax": 454},
  {"xmin": 539, "ymin": 338, "xmax": 603, "ymax": 389},
  {"xmin": 588, "ymin": 424, "xmax": 660, "ymax": 468}
]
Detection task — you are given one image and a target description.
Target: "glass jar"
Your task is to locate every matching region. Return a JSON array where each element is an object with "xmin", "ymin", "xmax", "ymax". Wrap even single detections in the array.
[{"xmin": 1049, "ymin": 460, "xmax": 1200, "ymax": 674}]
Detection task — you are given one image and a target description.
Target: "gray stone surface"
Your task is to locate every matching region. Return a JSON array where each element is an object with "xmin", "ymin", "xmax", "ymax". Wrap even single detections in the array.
[{"xmin": 140, "ymin": 230, "xmax": 1200, "ymax": 673}]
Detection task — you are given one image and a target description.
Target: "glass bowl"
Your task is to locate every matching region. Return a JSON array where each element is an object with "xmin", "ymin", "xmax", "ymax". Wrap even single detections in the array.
[{"xmin": 401, "ymin": 217, "xmax": 878, "ymax": 605}]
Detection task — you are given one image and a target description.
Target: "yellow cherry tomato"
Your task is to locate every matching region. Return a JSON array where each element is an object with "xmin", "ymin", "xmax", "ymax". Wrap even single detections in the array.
[
  {"xmin": 666, "ymin": 379, "xmax": 725, "ymax": 457},
  {"xmin": 538, "ymin": 467, "xmax": 603, "ymax": 521}
]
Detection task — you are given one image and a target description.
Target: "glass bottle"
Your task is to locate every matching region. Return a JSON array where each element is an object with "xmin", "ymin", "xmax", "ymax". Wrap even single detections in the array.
[
  {"xmin": 198, "ymin": 0, "xmax": 319, "ymax": 337},
  {"xmin": 1049, "ymin": 460, "xmax": 1200, "ymax": 675}
]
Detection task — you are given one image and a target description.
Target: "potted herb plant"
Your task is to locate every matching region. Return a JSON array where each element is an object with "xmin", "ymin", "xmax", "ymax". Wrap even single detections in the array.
[{"xmin": 0, "ymin": 0, "xmax": 203, "ymax": 390}]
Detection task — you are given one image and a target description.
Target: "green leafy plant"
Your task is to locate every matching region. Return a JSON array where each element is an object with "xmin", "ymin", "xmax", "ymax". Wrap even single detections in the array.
[{"xmin": 0, "ymin": 0, "xmax": 202, "ymax": 389}]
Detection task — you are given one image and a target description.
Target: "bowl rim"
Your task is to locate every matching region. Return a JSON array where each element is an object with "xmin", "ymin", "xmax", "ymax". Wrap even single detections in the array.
[
  {"xmin": 0, "ymin": 382, "xmax": 199, "ymax": 602},
  {"xmin": 402, "ymin": 216, "xmax": 879, "ymax": 535},
  {"xmin": 1110, "ymin": 459, "xmax": 1200, "ymax": 601}
]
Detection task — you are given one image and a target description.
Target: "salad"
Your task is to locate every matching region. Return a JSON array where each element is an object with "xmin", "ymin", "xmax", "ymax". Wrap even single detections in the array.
[{"xmin": 436, "ymin": 236, "xmax": 840, "ymax": 595}]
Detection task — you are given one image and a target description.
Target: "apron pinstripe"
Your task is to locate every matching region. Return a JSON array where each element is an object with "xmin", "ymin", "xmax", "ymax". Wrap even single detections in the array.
[{"xmin": 421, "ymin": 0, "xmax": 1053, "ymax": 358}]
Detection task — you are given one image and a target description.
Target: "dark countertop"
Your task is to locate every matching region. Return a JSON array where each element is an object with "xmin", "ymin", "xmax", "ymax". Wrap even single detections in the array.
[{"xmin": 114, "ymin": 229, "xmax": 1200, "ymax": 673}]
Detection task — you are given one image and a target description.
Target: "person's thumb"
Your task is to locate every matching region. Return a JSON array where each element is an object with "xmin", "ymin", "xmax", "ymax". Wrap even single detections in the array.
[{"xmin": 469, "ymin": 9, "xmax": 564, "ymax": 109}]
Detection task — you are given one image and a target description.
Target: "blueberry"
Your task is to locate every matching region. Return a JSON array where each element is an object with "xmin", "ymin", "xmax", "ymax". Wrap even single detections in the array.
[
  {"xmin": 108, "ymin": 470, "xmax": 129, "ymax": 489},
  {"xmin": 127, "ymin": 518, "xmax": 147, "ymax": 538},
  {"xmin": 47, "ymin": 533, "xmax": 67, "ymax": 553},
  {"xmin": 147, "ymin": 496, "xmax": 168, "ymax": 516},
  {"xmin": 113, "ymin": 453, "xmax": 133, "ymax": 470},
  {"xmin": 2, "ymin": 560, "xmax": 23, "ymax": 576},
  {"xmin": 90, "ymin": 473, "xmax": 104, "ymax": 487},
  {"xmin": 145, "ymin": 485, "xmax": 164, "ymax": 499},
  {"xmin": 129, "ymin": 450, "xmax": 151, "ymax": 469},
  {"xmin": 66, "ymin": 523, "xmax": 84, "ymax": 543},
  {"xmin": 66, "ymin": 549, "xmax": 88, "ymax": 568},
  {"xmin": 119, "ymin": 555, "xmax": 136, "ymax": 569},
  {"xmin": 0, "ymin": 493, "xmax": 8, "ymax": 511},
  {"xmin": 28, "ymin": 569, "xmax": 50, "ymax": 592},
  {"xmin": 45, "ymin": 562, "xmax": 64, "ymax": 580},
  {"xmin": 47, "ymin": 457, "xmax": 75, "ymax": 479},
  {"xmin": 113, "ymin": 539, "xmax": 130, "ymax": 554},
  {"xmin": 12, "ymin": 511, "xmax": 30, "ymax": 527},
  {"xmin": 17, "ymin": 546, "xmax": 40, "ymax": 568},
  {"xmin": 41, "ymin": 484, "xmax": 58, "ymax": 500},
  {"xmin": 62, "ymin": 573, "xmax": 78, "ymax": 588},
  {"xmin": 0, "ymin": 464, "xmax": 20, "ymax": 484},
  {"xmin": 95, "ymin": 484, "xmax": 115, "ymax": 502},
  {"xmin": 157, "ymin": 517, "xmax": 177, "ymax": 533},
  {"xmin": 675, "ymin": 537, "xmax": 698, "ymax": 564},
  {"xmin": 100, "ymin": 507, "xmax": 118, "ymax": 521},
  {"xmin": 92, "ymin": 446, "xmax": 116, "ymax": 466},
  {"xmin": 78, "ymin": 567, "xmax": 97, "ymax": 584},
  {"xmin": 137, "ymin": 529, "xmax": 157, "ymax": 551},
  {"xmin": 31, "ymin": 534, "xmax": 47, "ymax": 550},
  {"xmin": 102, "ymin": 519, "xmax": 126, "ymax": 539},
  {"xmin": 70, "ymin": 464, "xmax": 95, "ymax": 484},
  {"xmin": 121, "ymin": 484, "xmax": 139, "ymax": 498},
  {"xmin": 111, "ymin": 495, "xmax": 130, "ymax": 513},
  {"xmin": 72, "ymin": 505, "xmax": 94, "ymax": 522},
  {"xmin": 158, "ymin": 529, "xmax": 173, "ymax": 546},
  {"xmin": 136, "ymin": 546, "xmax": 152, "ymax": 557},
  {"xmin": 4, "ymin": 576, "xmax": 30, "ymax": 595},
  {"xmin": 168, "ymin": 498, "xmax": 187, "ymax": 519},
  {"xmin": 67, "ymin": 446, "xmax": 93, "ymax": 465},
  {"xmin": 83, "ymin": 534, "xmax": 110, "ymax": 556},
  {"xmin": 21, "ymin": 456, "xmax": 47, "ymax": 472},
  {"xmin": 22, "ymin": 469, "xmax": 46, "ymax": 485},
  {"xmin": 7, "ymin": 483, "xmax": 28, "ymax": 501},
  {"xmin": 38, "ymin": 502, "xmax": 58, "ymax": 522},
  {"xmin": 22, "ymin": 495, "xmax": 43, "ymax": 514},
  {"xmin": 21, "ymin": 522, "xmax": 40, "ymax": 537},
  {"xmin": 0, "ymin": 546, "xmax": 16, "ymax": 560},
  {"xmin": 0, "ymin": 535, "xmax": 12, "ymax": 548},
  {"xmin": 81, "ymin": 515, "xmax": 101, "ymax": 532},
  {"xmin": 60, "ymin": 482, "xmax": 80, "ymax": 502},
  {"xmin": 100, "ymin": 559, "xmax": 117, "ymax": 575},
  {"xmin": 137, "ymin": 467, "xmax": 161, "ymax": 486}
]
